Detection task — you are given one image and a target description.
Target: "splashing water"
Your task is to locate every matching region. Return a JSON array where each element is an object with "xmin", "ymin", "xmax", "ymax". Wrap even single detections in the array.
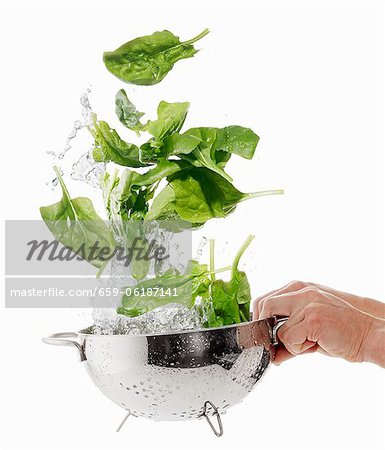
[
  {"xmin": 195, "ymin": 237, "xmax": 207, "ymax": 260},
  {"xmin": 71, "ymin": 148, "xmax": 105, "ymax": 188},
  {"xmin": 45, "ymin": 88, "xmax": 105, "ymax": 190},
  {"xmin": 92, "ymin": 304, "xmax": 202, "ymax": 336}
]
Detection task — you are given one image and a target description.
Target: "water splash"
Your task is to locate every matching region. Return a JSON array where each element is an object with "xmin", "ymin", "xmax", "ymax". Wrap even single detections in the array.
[
  {"xmin": 92, "ymin": 304, "xmax": 202, "ymax": 336},
  {"xmin": 71, "ymin": 148, "xmax": 105, "ymax": 188},
  {"xmin": 195, "ymin": 236, "xmax": 207, "ymax": 260},
  {"xmin": 45, "ymin": 88, "xmax": 99, "ymax": 189}
]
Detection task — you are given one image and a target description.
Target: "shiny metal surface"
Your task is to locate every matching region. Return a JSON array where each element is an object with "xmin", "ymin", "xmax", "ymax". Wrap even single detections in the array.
[{"xmin": 43, "ymin": 317, "xmax": 285, "ymax": 422}]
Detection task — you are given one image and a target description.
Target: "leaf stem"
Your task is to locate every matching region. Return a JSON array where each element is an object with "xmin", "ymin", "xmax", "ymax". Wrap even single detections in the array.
[
  {"xmin": 53, "ymin": 165, "xmax": 78, "ymax": 219},
  {"xmin": 182, "ymin": 28, "xmax": 210, "ymax": 46},
  {"xmin": 206, "ymin": 265, "xmax": 231, "ymax": 276},
  {"xmin": 240, "ymin": 189, "xmax": 284, "ymax": 202},
  {"xmin": 231, "ymin": 234, "xmax": 255, "ymax": 277}
]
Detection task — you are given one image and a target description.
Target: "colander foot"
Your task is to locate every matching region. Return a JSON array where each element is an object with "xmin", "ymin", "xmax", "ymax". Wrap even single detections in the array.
[
  {"xmin": 116, "ymin": 410, "xmax": 132, "ymax": 432},
  {"xmin": 200, "ymin": 401, "xmax": 223, "ymax": 437}
]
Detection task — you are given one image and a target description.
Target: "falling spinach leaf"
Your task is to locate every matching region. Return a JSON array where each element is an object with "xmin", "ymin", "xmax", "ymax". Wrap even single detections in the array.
[
  {"xmin": 215, "ymin": 126, "xmax": 259, "ymax": 160},
  {"xmin": 169, "ymin": 167, "xmax": 283, "ymax": 223},
  {"xmin": 147, "ymin": 101, "xmax": 190, "ymax": 143},
  {"xmin": 103, "ymin": 29, "xmax": 209, "ymax": 85},
  {"xmin": 115, "ymin": 89, "xmax": 146, "ymax": 133},
  {"xmin": 101, "ymin": 169, "xmax": 156, "ymax": 280},
  {"xmin": 89, "ymin": 114, "xmax": 147, "ymax": 168},
  {"xmin": 40, "ymin": 167, "xmax": 114, "ymax": 269},
  {"xmin": 162, "ymin": 132, "xmax": 201, "ymax": 157},
  {"xmin": 132, "ymin": 159, "xmax": 187, "ymax": 188},
  {"xmin": 138, "ymin": 101, "xmax": 191, "ymax": 163}
]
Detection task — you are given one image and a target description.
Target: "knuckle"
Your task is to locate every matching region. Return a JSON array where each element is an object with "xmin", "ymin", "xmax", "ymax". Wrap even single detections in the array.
[
  {"xmin": 289, "ymin": 280, "xmax": 307, "ymax": 290},
  {"xmin": 304, "ymin": 304, "xmax": 322, "ymax": 326}
]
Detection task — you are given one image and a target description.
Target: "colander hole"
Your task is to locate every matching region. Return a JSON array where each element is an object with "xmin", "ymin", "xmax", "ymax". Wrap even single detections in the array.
[
  {"xmin": 135, "ymin": 391, "xmax": 140, "ymax": 395},
  {"xmin": 126, "ymin": 387, "xmax": 130, "ymax": 390},
  {"xmin": 144, "ymin": 395, "xmax": 149, "ymax": 398},
  {"xmin": 140, "ymin": 381, "xmax": 144, "ymax": 385},
  {"xmin": 133, "ymin": 384, "xmax": 137, "ymax": 388}
]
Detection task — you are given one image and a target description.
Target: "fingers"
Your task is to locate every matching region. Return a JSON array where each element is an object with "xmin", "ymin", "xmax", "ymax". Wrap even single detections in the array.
[
  {"xmin": 277, "ymin": 308, "xmax": 321, "ymax": 355},
  {"xmin": 253, "ymin": 280, "xmax": 309, "ymax": 317},
  {"xmin": 273, "ymin": 344, "xmax": 318, "ymax": 365},
  {"xmin": 253, "ymin": 280, "xmax": 356, "ymax": 319},
  {"xmin": 258, "ymin": 287, "xmax": 321, "ymax": 319}
]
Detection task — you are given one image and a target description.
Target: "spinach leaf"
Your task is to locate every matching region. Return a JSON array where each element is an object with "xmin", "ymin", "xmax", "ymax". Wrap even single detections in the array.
[
  {"xmin": 147, "ymin": 101, "xmax": 190, "ymax": 143},
  {"xmin": 115, "ymin": 89, "xmax": 146, "ymax": 133},
  {"xmin": 201, "ymin": 235, "xmax": 254, "ymax": 327},
  {"xmin": 40, "ymin": 167, "xmax": 114, "ymax": 269},
  {"xmin": 138, "ymin": 101, "xmax": 191, "ymax": 163},
  {"xmin": 162, "ymin": 132, "xmax": 201, "ymax": 157},
  {"xmin": 117, "ymin": 261, "xmax": 210, "ymax": 317},
  {"xmin": 102, "ymin": 169, "xmax": 155, "ymax": 280},
  {"xmin": 132, "ymin": 159, "xmax": 187, "ymax": 188},
  {"xmin": 215, "ymin": 126, "xmax": 259, "ymax": 160},
  {"xmin": 145, "ymin": 184, "xmax": 176, "ymax": 222},
  {"xmin": 169, "ymin": 167, "xmax": 281, "ymax": 223},
  {"xmin": 103, "ymin": 29, "xmax": 209, "ymax": 85},
  {"xmin": 116, "ymin": 236, "xmax": 254, "ymax": 327},
  {"xmin": 90, "ymin": 114, "xmax": 148, "ymax": 168}
]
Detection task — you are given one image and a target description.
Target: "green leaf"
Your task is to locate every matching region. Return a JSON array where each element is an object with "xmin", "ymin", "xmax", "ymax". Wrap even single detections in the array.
[
  {"xmin": 132, "ymin": 159, "xmax": 187, "ymax": 188},
  {"xmin": 40, "ymin": 168, "xmax": 114, "ymax": 269},
  {"xmin": 147, "ymin": 101, "xmax": 190, "ymax": 143},
  {"xmin": 103, "ymin": 29, "xmax": 209, "ymax": 86},
  {"xmin": 162, "ymin": 132, "xmax": 201, "ymax": 157},
  {"xmin": 200, "ymin": 235, "xmax": 254, "ymax": 327},
  {"xmin": 168, "ymin": 168, "xmax": 245, "ymax": 222},
  {"xmin": 145, "ymin": 184, "xmax": 176, "ymax": 221},
  {"xmin": 115, "ymin": 89, "xmax": 145, "ymax": 133},
  {"xmin": 118, "ymin": 261, "xmax": 211, "ymax": 317},
  {"xmin": 170, "ymin": 168, "xmax": 283, "ymax": 223},
  {"xmin": 90, "ymin": 114, "xmax": 148, "ymax": 168},
  {"xmin": 215, "ymin": 126, "xmax": 259, "ymax": 160}
]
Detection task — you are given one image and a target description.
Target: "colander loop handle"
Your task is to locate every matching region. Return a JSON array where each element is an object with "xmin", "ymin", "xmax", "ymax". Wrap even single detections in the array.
[
  {"xmin": 42, "ymin": 332, "xmax": 86, "ymax": 361},
  {"xmin": 201, "ymin": 401, "xmax": 223, "ymax": 437},
  {"xmin": 272, "ymin": 316, "xmax": 289, "ymax": 345}
]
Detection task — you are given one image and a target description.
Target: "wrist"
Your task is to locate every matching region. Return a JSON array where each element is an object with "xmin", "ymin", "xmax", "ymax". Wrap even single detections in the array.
[{"xmin": 361, "ymin": 317, "xmax": 385, "ymax": 368}]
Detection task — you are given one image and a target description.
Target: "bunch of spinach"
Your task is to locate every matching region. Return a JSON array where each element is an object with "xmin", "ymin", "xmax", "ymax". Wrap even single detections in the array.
[
  {"xmin": 91, "ymin": 88, "xmax": 283, "ymax": 231},
  {"xmin": 117, "ymin": 235, "xmax": 254, "ymax": 328},
  {"xmin": 41, "ymin": 29, "xmax": 282, "ymax": 328}
]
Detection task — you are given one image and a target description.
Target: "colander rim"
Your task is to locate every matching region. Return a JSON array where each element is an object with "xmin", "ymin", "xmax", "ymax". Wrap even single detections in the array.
[{"xmin": 77, "ymin": 316, "xmax": 272, "ymax": 339}]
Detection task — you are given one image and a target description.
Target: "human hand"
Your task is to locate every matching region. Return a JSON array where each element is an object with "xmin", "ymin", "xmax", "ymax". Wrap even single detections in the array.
[{"xmin": 253, "ymin": 281, "xmax": 385, "ymax": 367}]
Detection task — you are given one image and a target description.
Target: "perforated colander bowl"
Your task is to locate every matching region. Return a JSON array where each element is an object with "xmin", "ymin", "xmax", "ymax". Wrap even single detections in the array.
[{"xmin": 43, "ymin": 316, "xmax": 286, "ymax": 436}]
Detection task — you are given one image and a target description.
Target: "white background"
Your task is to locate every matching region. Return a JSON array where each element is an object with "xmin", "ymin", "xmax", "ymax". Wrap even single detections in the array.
[{"xmin": 1, "ymin": 1, "xmax": 384, "ymax": 449}]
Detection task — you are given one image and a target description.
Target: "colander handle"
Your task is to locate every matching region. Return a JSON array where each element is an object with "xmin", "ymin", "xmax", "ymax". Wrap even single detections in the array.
[
  {"xmin": 42, "ymin": 332, "xmax": 86, "ymax": 362},
  {"xmin": 271, "ymin": 316, "xmax": 289, "ymax": 345}
]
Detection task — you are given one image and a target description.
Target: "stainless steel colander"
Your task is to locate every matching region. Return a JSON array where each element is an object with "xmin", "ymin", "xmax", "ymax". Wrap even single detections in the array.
[{"xmin": 43, "ymin": 316, "xmax": 286, "ymax": 436}]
